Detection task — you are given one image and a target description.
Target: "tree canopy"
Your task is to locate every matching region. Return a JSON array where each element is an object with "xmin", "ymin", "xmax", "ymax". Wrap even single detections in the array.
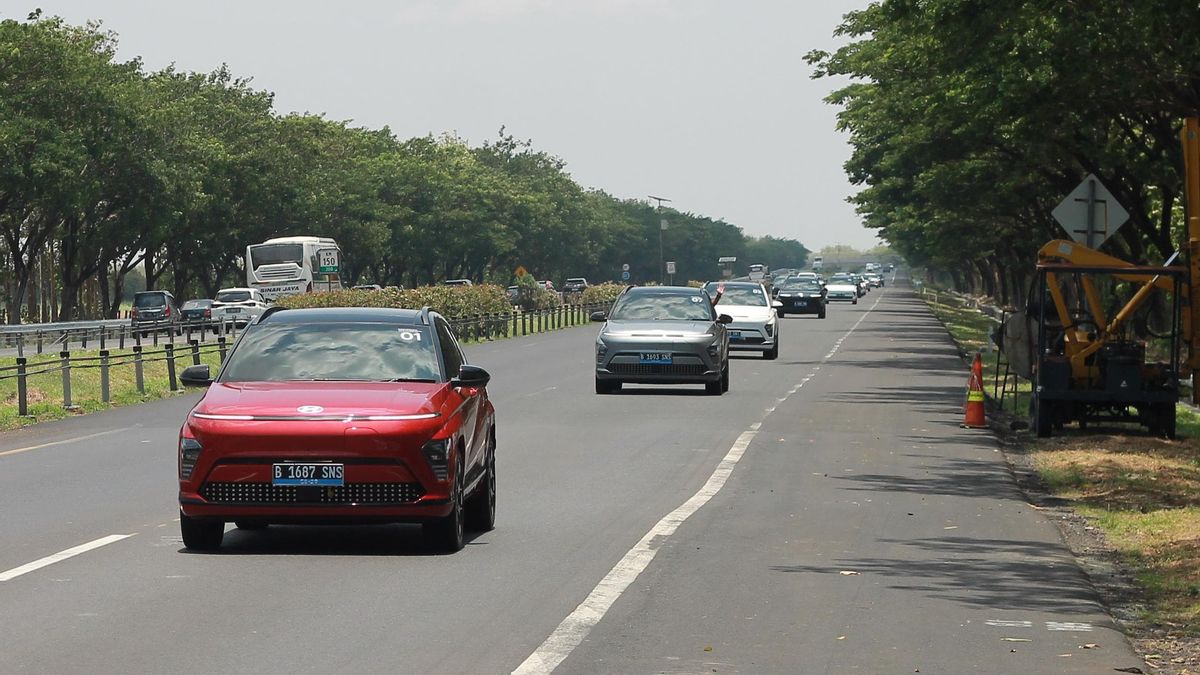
[
  {"xmin": 807, "ymin": 1, "xmax": 1200, "ymax": 302},
  {"xmin": 0, "ymin": 13, "xmax": 810, "ymax": 322}
]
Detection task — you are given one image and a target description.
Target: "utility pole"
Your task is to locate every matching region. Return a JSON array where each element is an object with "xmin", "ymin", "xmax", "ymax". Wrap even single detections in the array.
[{"xmin": 648, "ymin": 195, "xmax": 671, "ymax": 284}]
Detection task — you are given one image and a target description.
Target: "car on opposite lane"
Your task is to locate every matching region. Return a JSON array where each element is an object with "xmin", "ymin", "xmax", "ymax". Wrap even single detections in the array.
[
  {"xmin": 592, "ymin": 286, "xmax": 731, "ymax": 395},
  {"xmin": 180, "ymin": 298, "xmax": 214, "ymax": 324},
  {"xmin": 211, "ymin": 287, "xmax": 270, "ymax": 326},
  {"xmin": 130, "ymin": 290, "xmax": 180, "ymax": 336},
  {"xmin": 176, "ymin": 306, "xmax": 497, "ymax": 553},
  {"xmin": 704, "ymin": 281, "xmax": 781, "ymax": 359}
]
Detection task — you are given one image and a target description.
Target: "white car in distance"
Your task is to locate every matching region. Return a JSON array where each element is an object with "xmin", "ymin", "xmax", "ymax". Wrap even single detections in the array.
[
  {"xmin": 211, "ymin": 287, "xmax": 270, "ymax": 326},
  {"xmin": 704, "ymin": 281, "xmax": 781, "ymax": 360}
]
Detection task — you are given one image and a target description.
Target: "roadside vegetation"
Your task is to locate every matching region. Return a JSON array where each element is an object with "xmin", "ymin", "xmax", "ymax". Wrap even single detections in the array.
[
  {"xmin": 0, "ymin": 345, "xmax": 224, "ymax": 431},
  {"xmin": 0, "ymin": 12, "xmax": 807, "ymax": 325},
  {"xmin": 921, "ymin": 291, "xmax": 1200, "ymax": 640}
]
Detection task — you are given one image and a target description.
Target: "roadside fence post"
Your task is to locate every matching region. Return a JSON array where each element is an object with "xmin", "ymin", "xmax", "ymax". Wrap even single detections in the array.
[
  {"xmin": 134, "ymin": 346, "xmax": 145, "ymax": 394},
  {"xmin": 16, "ymin": 357, "xmax": 28, "ymax": 417},
  {"xmin": 152, "ymin": 324, "xmax": 159, "ymax": 347},
  {"xmin": 119, "ymin": 326, "xmax": 125, "ymax": 350},
  {"xmin": 190, "ymin": 339, "xmax": 201, "ymax": 366},
  {"xmin": 522, "ymin": 312, "xmax": 528, "ymax": 336},
  {"xmin": 99, "ymin": 328, "xmax": 105, "ymax": 352},
  {"xmin": 186, "ymin": 323, "xmax": 193, "ymax": 343},
  {"xmin": 81, "ymin": 329, "xmax": 88, "ymax": 350},
  {"xmin": 60, "ymin": 350, "xmax": 73, "ymax": 409},
  {"xmin": 511, "ymin": 312, "xmax": 517, "ymax": 338},
  {"xmin": 537, "ymin": 309, "xmax": 544, "ymax": 333},
  {"xmin": 100, "ymin": 349, "xmax": 110, "ymax": 404},
  {"xmin": 16, "ymin": 334, "xmax": 23, "ymax": 359},
  {"xmin": 36, "ymin": 330, "xmax": 43, "ymax": 355},
  {"xmin": 217, "ymin": 336, "xmax": 227, "ymax": 363},
  {"xmin": 165, "ymin": 343, "xmax": 178, "ymax": 391}
]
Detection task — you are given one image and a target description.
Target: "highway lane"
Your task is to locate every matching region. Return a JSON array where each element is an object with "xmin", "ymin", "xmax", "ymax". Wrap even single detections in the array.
[{"xmin": 0, "ymin": 281, "xmax": 1142, "ymax": 673}]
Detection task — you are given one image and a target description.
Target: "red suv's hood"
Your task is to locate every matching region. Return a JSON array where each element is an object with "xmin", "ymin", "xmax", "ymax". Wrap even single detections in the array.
[{"xmin": 196, "ymin": 381, "xmax": 446, "ymax": 419}]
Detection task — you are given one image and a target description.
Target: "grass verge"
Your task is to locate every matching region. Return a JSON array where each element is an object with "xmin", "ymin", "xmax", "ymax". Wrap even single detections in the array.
[
  {"xmin": 921, "ymin": 287, "xmax": 1200, "ymax": 636},
  {"xmin": 0, "ymin": 344, "xmax": 225, "ymax": 431}
]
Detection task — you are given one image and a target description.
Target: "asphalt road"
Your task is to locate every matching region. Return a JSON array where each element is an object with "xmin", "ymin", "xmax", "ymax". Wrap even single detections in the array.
[{"xmin": 0, "ymin": 279, "xmax": 1143, "ymax": 674}]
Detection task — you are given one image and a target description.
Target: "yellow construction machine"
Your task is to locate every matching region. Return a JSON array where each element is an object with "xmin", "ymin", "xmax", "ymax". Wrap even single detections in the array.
[{"xmin": 1022, "ymin": 117, "xmax": 1200, "ymax": 437}]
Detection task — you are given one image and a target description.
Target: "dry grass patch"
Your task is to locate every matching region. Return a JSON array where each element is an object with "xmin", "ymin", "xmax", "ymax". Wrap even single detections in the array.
[{"xmin": 1035, "ymin": 435, "xmax": 1200, "ymax": 632}]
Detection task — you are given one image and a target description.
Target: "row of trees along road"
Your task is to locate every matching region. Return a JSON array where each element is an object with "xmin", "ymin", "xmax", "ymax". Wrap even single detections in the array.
[
  {"xmin": 0, "ymin": 13, "xmax": 810, "ymax": 324},
  {"xmin": 808, "ymin": 2, "xmax": 1200, "ymax": 306}
]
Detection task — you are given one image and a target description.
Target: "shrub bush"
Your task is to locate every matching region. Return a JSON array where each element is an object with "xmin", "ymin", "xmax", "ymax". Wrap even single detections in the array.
[
  {"xmin": 581, "ymin": 283, "xmax": 626, "ymax": 307},
  {"xmin": 276, "ymin": 284, "xmax": 512, "ymax": 318}
]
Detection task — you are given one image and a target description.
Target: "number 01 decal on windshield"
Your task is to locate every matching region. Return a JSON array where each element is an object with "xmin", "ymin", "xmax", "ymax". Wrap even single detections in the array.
[{"xmin": 398, "ymin": 330, "xmax": 423, "ymax": 342}]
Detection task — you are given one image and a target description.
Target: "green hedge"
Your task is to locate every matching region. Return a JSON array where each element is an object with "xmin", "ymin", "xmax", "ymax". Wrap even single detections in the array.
[
  {"xmin": 581, "ymin": 283, "xmax": 626, "ymax": 306},
  {"xmin": 276, "ymin": 285, "xmax": 512, "ymax": 317}
]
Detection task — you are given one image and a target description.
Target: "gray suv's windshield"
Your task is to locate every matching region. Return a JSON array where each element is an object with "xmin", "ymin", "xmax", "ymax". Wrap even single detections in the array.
[
  {"xmin": 221, "ymin": 323, "xmax": 441, "ymax": 382},
  {"xmin": 610, "ymin": 292, "xmax": 714, "ymax": 321}
]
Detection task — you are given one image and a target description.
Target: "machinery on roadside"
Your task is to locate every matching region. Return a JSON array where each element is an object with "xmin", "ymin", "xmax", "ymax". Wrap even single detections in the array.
[{"xmin": 1004, "ymin": 118, "xmax": 1200, "ymax": 438}]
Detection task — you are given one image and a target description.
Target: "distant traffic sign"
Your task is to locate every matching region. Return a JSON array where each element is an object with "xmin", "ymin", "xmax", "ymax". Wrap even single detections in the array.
[
  {"xmin": 317, "ymin": 248, "xmax": 339, "ymax": 274},
  {"xmin": 621, "ymin": 263, "xmax": 630, "ymax": 272},
  {"xmin": 665, "ymin": 261, "xmax": 676, "ymax": 275},
  {"xmin": 1051, "ymin": 174, "xmax": 1129, "ymax": 248},
  {"xmin": 621, "ymin": 271, "xmax": 631, "ymax": 281},
  {"xmin": 515, "ymin": 265, "xmax": 527, "ymax": 278}
]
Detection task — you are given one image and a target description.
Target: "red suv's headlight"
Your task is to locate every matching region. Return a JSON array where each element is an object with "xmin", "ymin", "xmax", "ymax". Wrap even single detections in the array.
[
  {"xmin": 179, "ymin": 437, "xmax": 202, "ymax": 480},
  {"xmin": 421, "ymin": 439, "xmax": 451, "ymax": 481}
]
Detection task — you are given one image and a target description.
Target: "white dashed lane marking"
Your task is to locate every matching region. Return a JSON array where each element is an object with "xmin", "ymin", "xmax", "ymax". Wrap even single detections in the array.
[
  {"xmin": 985, "ymin": 619, "xmax": 1094, "ymax": 632},
  {"xmin": 0, "ymin": 534, "xmax": 135, "ymax": 582}
]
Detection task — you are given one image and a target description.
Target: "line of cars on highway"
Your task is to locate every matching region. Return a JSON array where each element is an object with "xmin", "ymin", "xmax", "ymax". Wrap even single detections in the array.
[
  {"xmin": 590, "ymin": 270, "xmax": 888, "ymax": 396},
  {"xmin": 131, "ymin": 287, "xmax": 271, "ymax": 336}
]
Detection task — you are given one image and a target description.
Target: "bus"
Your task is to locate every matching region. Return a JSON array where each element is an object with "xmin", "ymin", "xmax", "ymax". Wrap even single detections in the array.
[{"xmin": 245, "ymin": 236, "xmax": 344, "ymax": 301}]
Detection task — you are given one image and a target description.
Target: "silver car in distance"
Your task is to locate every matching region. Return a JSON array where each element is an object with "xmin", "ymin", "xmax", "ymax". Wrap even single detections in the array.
[{"xmin": 591, "ymin": 286, "xmax": 732, "ymax": 395}]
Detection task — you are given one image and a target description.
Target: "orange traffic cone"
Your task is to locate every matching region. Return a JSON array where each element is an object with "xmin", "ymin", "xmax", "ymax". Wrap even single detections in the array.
[{"xmin": 962, "ymin": 352, "xmax": 986, "ymax": 428}]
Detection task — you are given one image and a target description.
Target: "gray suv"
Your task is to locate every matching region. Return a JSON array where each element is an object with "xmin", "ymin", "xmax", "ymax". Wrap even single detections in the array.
[
  {"xmin": 592, "ymin": 286, "xmax": 731, "ymax": 395},
  {"xmin": 131, "ymin": 290, "xmax": 179, "ymax": 336}
]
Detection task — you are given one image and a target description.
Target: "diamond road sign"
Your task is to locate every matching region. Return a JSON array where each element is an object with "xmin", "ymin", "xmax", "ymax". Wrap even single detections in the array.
[{"xmin": 1051, "ymin": 174, "xmax": 1129, "ymax": 248}]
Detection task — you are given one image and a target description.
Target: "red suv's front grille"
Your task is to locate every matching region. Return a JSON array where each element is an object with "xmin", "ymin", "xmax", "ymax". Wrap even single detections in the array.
[{"xmin": 200, "ymin": 482, "xmax": 425, "ymax": 505}]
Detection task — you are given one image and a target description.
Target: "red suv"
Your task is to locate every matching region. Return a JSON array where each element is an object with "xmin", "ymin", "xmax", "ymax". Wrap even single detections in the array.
[{"xmin": 176, "ymin": 307, "xmax": 497, "ymax": 553}]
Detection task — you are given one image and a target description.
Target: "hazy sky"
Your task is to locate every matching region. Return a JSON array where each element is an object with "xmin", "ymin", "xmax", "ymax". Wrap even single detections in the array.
[{"xmin": 22, "ymin": 0, "xmax": 879, "ymax": 251}]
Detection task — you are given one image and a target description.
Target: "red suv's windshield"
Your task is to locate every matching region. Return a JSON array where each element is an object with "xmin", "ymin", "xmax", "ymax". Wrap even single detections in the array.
[{"xmin": 221, "ymin": 323, "xmax": 441, "ymax": 382}]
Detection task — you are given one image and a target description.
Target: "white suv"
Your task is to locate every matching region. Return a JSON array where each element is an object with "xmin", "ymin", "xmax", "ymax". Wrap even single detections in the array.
[{"xmin": 211, "ymin": 288, "xmax": 270, "ymax": 326}]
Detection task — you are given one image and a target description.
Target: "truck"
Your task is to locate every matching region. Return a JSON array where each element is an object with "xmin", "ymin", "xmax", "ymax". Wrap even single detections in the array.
[{"xmin": 812, "ymin": 256, "xmax": 824, "ymax": 271}]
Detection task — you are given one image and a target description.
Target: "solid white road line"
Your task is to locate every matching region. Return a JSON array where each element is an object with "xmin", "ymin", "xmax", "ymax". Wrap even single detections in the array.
[
  {"xmin": 512, "ymin": 289, "xmax": 884, "ymax": 674},
  {"xmin": 0, "ymin": 534, "xmax": 134, "ymax": 582},
  {"xmin": 0, "ymin": 428, "xmax": 123, "ymax": 458}
]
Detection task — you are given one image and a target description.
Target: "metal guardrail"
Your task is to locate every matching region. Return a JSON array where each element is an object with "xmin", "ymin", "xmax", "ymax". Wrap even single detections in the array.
[
  {"xmin": 0, "ymin": 319, "xmax": 245, "ymax": 357},
  {"xmin": 0, "ymin": 303, "xmax": 609, "ymax": 417}
]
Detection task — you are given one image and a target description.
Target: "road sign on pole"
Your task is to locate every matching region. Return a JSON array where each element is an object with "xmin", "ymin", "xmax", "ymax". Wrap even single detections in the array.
[
  {"xmin": 621, "ymin": 263, "xmax": 630, "ymax": 272},
  {"xmin": 621, "ymin": 271, "xmax": 631, "ymax": 282},
  {"xmin": 1051, "ymin": 174, "xmax": 1129, "ymax": 248},
  {"xmin": 665, "ymin": 261, "xmax": 676, "ymax": 275},
  {"xmin": 317, "ymin": 248, "xmax": 340, "ymax": 273}
]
